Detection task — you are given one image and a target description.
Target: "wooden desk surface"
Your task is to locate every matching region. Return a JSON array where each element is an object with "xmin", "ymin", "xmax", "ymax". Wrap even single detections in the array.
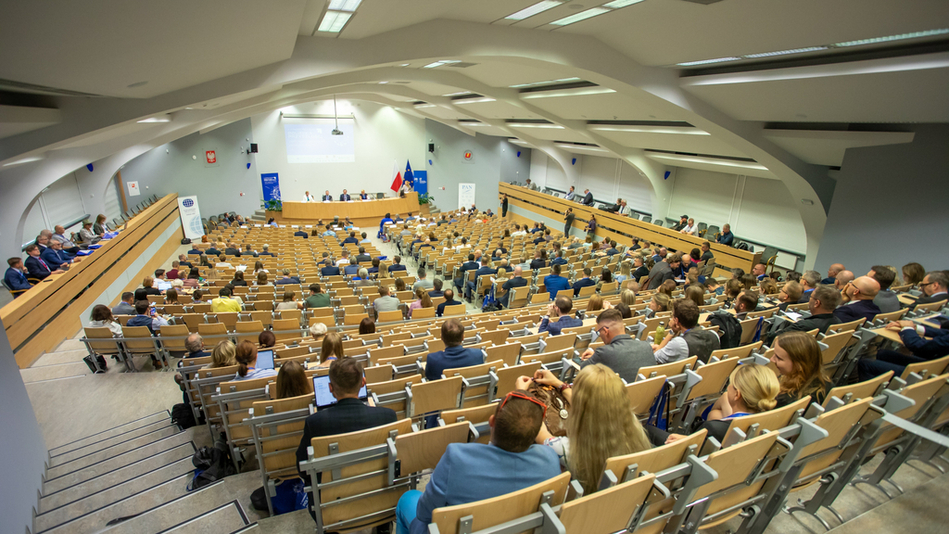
[
  {"xmin": 500, "ymin": 184, "xmax": 761, "ymax": 272},
  {"xmin": 281, "ymin": 194, "xmax": 420, "ymax": 226},
  {"xmin": 898, "ymin": 294, "xmax": 918, "ymax": 306}
]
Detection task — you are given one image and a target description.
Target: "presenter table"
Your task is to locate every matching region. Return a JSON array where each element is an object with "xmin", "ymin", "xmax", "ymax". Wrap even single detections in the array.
[{"xmin": 278, "ymin": 194, "xmax": 420, "ymax": 228}]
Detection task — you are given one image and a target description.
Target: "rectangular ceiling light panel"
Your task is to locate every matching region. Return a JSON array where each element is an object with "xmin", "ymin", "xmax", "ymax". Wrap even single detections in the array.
[
  {"xmin": 328, "ymin": 0, "xmax": 361, "ymax": 11},
  {"xmin": 551, "ymin": 7, "xmax": 610, "ymax": 26},
  {"xmin": 506, "ymin": 1, "xmax": 564, "ymax": 21},
  {"xmin": 835, "ymin": 28, "xmax": 949, "ymax": 47},
  {"xmin": 604, "ymin": 0, "xmax": 645, "ymax": 8},
  {"xmin": 318, "ymin": 10, "xmax": 352, "ymax": 32},
  {"xmin": 744, "ymin": 46, "xmax": 828, "ymax": 58}
]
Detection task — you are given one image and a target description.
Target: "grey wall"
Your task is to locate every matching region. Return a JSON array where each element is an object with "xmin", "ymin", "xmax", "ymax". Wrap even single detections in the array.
[
  {"xmin": 119, "ymin": 119, "xmax": 260, "ymax": 218},
  {"xmin": 424, "ymin": 120, "xmax": 531, "ymax": 212},
  {"xmin": 0, "ymin": 319, "xmax": 47, "ymax": 533},
  {"xmin": 814, "ymin": 124, "xmax": 949, "ymax": 274}
]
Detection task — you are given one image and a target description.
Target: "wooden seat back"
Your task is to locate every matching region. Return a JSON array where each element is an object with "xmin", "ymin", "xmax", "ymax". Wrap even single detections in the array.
[
  {"xmin": 558, "ymin": 474, "xmax": 656, "ymax": 534},
  {"xmin": 626, "ymin": 375, "xmax": 667, "ymax": 416}
]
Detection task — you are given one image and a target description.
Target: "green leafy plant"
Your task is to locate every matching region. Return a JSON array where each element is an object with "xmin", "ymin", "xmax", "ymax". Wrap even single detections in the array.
[
  {"xmin": 264, "ymin": 199, "xmax": 283, "ymax": 211},
  {"xmin": 418, "ymin": 193, "xmax": 432, "ymax": 205}
]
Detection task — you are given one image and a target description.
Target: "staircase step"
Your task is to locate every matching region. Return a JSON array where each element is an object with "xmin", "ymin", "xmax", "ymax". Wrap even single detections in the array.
[
  {"xmin": 99, "ymin": 481, "xmax": 243, "ymax": 534},
  {"xmin": 50, "ymin": 422, "xmax": 179, "ymax": 467},
  {"xmin": 40, "ymin": 474, "xmax": 192, "ymax": 534},
  {"xmin": 43, "ymin": 433, "xmax": 194, "ymax": 495},
  {"xmin": 35, "ymin": 458, "xmax": 195, "ymax": 532},
  {"xmin": 40, "ymin": 444, "xmax": 195, "ymax": 511},
  {"xmin": 48, "ymin": 411, "xmax": 170, "ymax": 457},
  {"xmin": 46, "ymin": 426, "xmax": 182, "ymax": 477},
  {"xmin": 155, "ymin": 501, "xmax": 249, "ymax": 534}
]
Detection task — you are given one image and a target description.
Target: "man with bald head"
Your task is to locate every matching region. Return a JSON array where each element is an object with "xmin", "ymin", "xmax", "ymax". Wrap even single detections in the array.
[
  {"xmin": 752, "ymin": 262, "xmax": 768, "ymax": 281},
  {"xmin": 833, "ymin": 276, "xmax": 881, "ymax": 323},
  {"xmin": 51, "ymin": 225, "xmax": 82, "ymax": 254},
  {"xmin": 834, "ymin": 270, "xmax": 855, "ymax": 292},
  {"xmin": 821, "ymin": 263, "xmax": 845, "ymax": 285}
]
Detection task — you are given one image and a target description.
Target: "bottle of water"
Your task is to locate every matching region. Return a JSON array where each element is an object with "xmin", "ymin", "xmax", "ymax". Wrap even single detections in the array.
[{"xmin": 654, "ymin": 322, "xmax": 666, "ymax": 342}]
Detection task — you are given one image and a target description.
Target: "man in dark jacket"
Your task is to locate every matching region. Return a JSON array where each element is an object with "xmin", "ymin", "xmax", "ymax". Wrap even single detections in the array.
[
  {"xmin": 296, "ymin": 359, "xmax": 397, "ymax": 515},
  {"xmin": 833, "ymin": 276, "xmax": 881, "ymax": 323},
  {"xmin": 858, "ymin": 320, "xmax": 949, "ymax": 381},
  {"xmin": 764, "ymin": 285, "xmax": 841, "ymax": 345},
  {"xmin": 498, "ymin": 266, "xmax": 528, "ymax": 308},
  {"xmin": 454, "ymin": 253, "xmax": 479, "ymax": 292},
  {"xmin": 537, "ymin": 296, "xmax": 583, "ymax": 336},
  {"xmin": 424, "ymin": 319, "xmax": 484, "ymax": 381}
]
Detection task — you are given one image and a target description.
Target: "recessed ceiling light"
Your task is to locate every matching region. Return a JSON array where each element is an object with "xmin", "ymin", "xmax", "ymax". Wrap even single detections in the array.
[
  {"xmin": 588, "ymin": 125, "xmax": 710, "ymax": 135},
  {"xmin": 603, "ymin": 0, "xmax": 645, "ymax": 8},
  {"xmin": 550, "ymin": 7, "xmax": 609, "ymax": 26},
  {"xmin": 137, "ymin": 117, "xmax": 171, "ymax": 123},
  {"xmin": 328, "ymin": 0, "xmax": 361, "ymax": 11},
  {"xmin": 453, "ymin": 97, "xmax": 497, "ymax": 105},
  {"xmin": 647, "ymin": 153, "xmax": 768, "ymax": 171},
  {"xmin": 556, "ymin": 143, "xmax": 608, "ymax": 152},
  {"xmin": 835, "ymin": 28, "xmax": 949, "ymax": 47},
  {"xmin": 507, "ymin": 122, "xmax": 565, "ymax": 129},
  {"xmin": 2, "ymin": 156, "xmax": 45, "ymax": 167},
  {"xmin": 378, "ymin": 81, "xmax": 388, "ymax": 84},
  {"xmin": 505, "ymin": 1, "xmax": 564, "ymax": 21},
  {"xmin": 521, "ymin": 87, "xmax": 616, "ymax": 99},
  {"xmin": 744, "ymin": 46, "xmax": 828, "ymax": 58},
  {"xmin": 442, "ymin": 91, "xmax": 471, "ymax": 97},
  {"xmin": 509, "ymin": 77, "xmax": 582, "ymax": 88},
  {"xmin": 414, "ymin": 103, "xmax": 437, "ymax": 108},
  {"xmin": 318, "ymin": 10, "xmax": 352, "ymax": 32},
  {"xmin": 676, "ymin": 56, "xmax": 741, "ymax": 67}
]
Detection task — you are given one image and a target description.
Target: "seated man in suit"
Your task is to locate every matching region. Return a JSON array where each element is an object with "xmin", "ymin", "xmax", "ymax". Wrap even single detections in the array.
[
  {"xmin": 764, "ymin": 285, "xmax": 841, "ymax": 345},
  {"xmin": 498, "ymin": 266, "xmax": 528, "ymax": 308},
  {"xmin": 858, "ymin": 320, "xmax": 949, "ymax": 381},
  {"xmin": 224, "ymin": 242, "xmax": 242, "ymax": 256},
  {"xmin": 51, "ymin": 225, "xmax": 81, "ymax": 255},
  {"xmin": 529, "ymin": 250, "xmax": 546, "ymax": 270},
  {"xmin": 112, "ymin": 292, "xmax": 136, "ymax": 315},
  {"xmin": 538, "ymin": 296, "xmax": 582, "ymax": 336},
  {"xmin": 454, "ymin": 253, "xmax": 479, "ymax": 291},
  {"xmin": 293, "ymin": 228, "xmax": 309, "ymax": 239},
  {"xmin": 466, "ymin": 258, "xmax": 497, "ymax": 301},
  {"xmin": 5, "ymin": 257, "xmax": 33, "ymax": 295},
  {"xmin": 869, "ymin": 265, "xmax": 901, "ymax": 313},
  {"xmin": 579, "ymin": 309, "xmax": 655, "ymax": 383},
  {"xmin": 354, "ymin": 247, "xmax": 372, "ymax": 263},
  {"xmin": 436, "ymin": 289, "xmax": 460, "ymax": 316},
  {"xmin": 543, "ymin": 264, "xmax": 571, "ymax": 300},
  {"xmin": 275, "ymin": 269, "xmax": 301, "ymax": 285},
  {"xmin": 343, "ymin": 264, "xmax": 360, "ymax": 276},
  {"xmin": 581, "ymin": 188, "xmax": 594, "ymax": 206},
  {"xmin": 25, "ymin": 244, "xmax": 64, "ymax": 280},
  {"xmin": 834, "ymin": 276, "xmax": 881, "ymax": 323},
  {"xmin": 320, "ymin": 262, "xmax": 341, "ymax": 277},
  {"xmin": 388, "ymin": 256, "xmax": 407, "ymax": 272},
  {"xmin": 396, "ymin": 386, "xmax": 559, "ymax": 534},
  {"xmin": 127, "ymin": 299, "xmax": 170, "ymax": 334},
  {"xmin": 258, "ymin": 245, "xmax": 275, "ymax": 257},
  {"xmin": 821, "ymin": 263, "xmax": 845, "ymax": 285},
  {"xmin": 42, "ymin": 239, "xmax": 79, "ymax": 268},
  {"xmin": 912, "ymin": 271, "xmax": 949, "ymax": 309},
  {"xmin": 797, "ymin": 270, "xmax": 821, "ymax": 303},
  {"xmin": 342, "ymin": 231, "xmax": 359, "ymax": 245},
  {"xmin": 572, "ymin": 267, "xmax": 596, "ymax": 296},
  {"xmin": 187, "ymin": 245, "xmax": 202, "ymax": 255},
  {"xmin": 424, "ymin": 319, "xmax": 484, "ymax": 381},
  {"xmin": 321, "ymin": 190, "xmax": 333, "ymax": 201},
  {"xmin": 428, "ymin": 278, "xmax": 445, "ymax": 299},
  {"xmin": 296, "ymin": 359, "xmax": 398, "ymax": 516},
  {"xmin": 550, "ymin": 250, "xmax": 568, "ymax": 266},
  {"xmin": 339, "ymin": 189, "xmax": 351, "ymax": 201}
]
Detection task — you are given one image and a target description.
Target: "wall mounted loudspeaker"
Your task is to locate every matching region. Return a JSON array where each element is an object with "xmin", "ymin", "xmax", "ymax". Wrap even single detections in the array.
[
  {"xmin": 250, "ymin": 143, "xmax": 258, "ymax": 153},
  {"xmin": 428, "ymin": 143, "xmax": 435, "ymax": 153}
]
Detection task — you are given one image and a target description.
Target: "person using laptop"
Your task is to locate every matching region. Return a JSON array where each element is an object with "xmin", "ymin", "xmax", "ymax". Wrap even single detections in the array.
[
  {"xmin": 233, "ymin": 340, "xmax": 277, "ymax": 381},
  {"xmin": 295, "ymin": 358, "xmax": 398, "ymax": 518}
]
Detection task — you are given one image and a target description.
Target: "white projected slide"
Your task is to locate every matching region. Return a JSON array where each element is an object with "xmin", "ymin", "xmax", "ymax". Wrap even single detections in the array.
[{"xmin": 284, "ymin": 121, "xmax": 355, "ymax": 163}]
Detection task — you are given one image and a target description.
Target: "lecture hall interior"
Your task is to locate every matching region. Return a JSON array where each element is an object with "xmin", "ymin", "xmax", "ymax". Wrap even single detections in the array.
[{"xmin": 1, "ymin": 1, "xmax": 948, "ymax": 533}]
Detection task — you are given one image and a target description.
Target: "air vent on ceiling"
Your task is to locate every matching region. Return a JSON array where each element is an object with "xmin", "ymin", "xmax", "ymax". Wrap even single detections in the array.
[
  {"xmin": 519, "ymin": 81, "xmax": 598, "ymax": 94},
  {"xmin": 392, "ymin": 81, "xmax": 412, "ymax": 84},
  {"xmin": 504, "ymin": 119, "xmax": 554, "ymax": 124},
  {"xmin": 587, "ymin": 120, "xmax": 697, "ymax": 128},
  {"xmin": 645, "ymin": 149, "xmax": 758, "ymax": 163},
  {"xmin": 0, "ymin": 78, "xmax": 103, "ymax": 97},
  {"xmin": 442, "ymin": 62, "xmax": 477, "ymax": 68}
]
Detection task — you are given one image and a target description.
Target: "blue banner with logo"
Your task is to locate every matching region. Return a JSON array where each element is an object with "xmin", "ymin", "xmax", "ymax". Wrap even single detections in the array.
[
  {"xmin": 414, "ymin": 170, "xmax": 427, "ymax": 195},
  {"xmin": 261, "ymin": 173, "xmax": 281, "ymax": 202}
]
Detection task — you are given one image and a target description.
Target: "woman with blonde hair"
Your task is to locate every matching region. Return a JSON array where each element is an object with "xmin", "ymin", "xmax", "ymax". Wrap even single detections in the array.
[
  {"xmin": 313, "ymin": 332, "xmax": 344, "ymax": 369},
  {"xmin": 585, "ymin": 294, "xmax": 606, "ymax": 312},
  {"xmin": 684, "ymin": 284, "xmax": 706, "ymax": 307},
  {"xmin": 902, "ymin": 262, "xmax": 925, "ymax": 286},
  {"xmin": 275, "ymin": 361, "xmax": 312, "ymax": 399},
  {"xmin": 759, "ymin": 278, "xmax": 778, "ymax": 296},
  {"xmin": 664, "ymin": 363, "xmax": 779, "ymax": 445},
  {"xmin": 769, "ymin": 331, "xmax": 830, "ymax": 406},
  {"xmin": 620, "ymin": 289, "xmax": 636, "ymax": 307},
  {"xmin": 407, "ymin": 287, "xmax": 433, "ymax": 318},
  {"xmin": 646, "ymin": 293, "xmax": 671, "ymax": 317},
  {"xmin": 615, "ymin": 261, "xmax": 632, "ymax": 286},
  {"xmin": 518, "ymin": 364, "xmax": 651, "ymax": 495},
  {"xmin": 208, "ymin": 340, "xmax": 237, "ymax": 368}
]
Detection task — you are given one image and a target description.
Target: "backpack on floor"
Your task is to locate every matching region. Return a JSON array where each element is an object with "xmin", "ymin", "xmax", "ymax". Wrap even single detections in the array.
[
  {"xmin": 82, "ymin": 354, "xmax": 107, "ymax": 373},
  {"xmin": 171, "ymin": 403, "xmax": 196, "ymax": 429},
  {"xmin": 188, "ymin": 440, "xmax": 235, "ymax": 491},
  {"xmin": 709, "ymin": 312, "xmax": 742, "ymax": 350}
]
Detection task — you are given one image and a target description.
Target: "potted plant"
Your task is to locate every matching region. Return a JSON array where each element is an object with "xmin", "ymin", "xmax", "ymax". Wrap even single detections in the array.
[
  {"xmin": 264, "ymin": 199, "xmax": 282, "ymax": 211},
  {"xmin": 418, "ymin": 193, "xmax": 432, "ymax": 205}
]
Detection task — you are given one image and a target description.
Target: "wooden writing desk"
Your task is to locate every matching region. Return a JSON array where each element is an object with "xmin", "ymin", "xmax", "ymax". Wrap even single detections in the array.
[{"xmin": 280, "ymin": 194, "xmax": 420, "ymax": 228}]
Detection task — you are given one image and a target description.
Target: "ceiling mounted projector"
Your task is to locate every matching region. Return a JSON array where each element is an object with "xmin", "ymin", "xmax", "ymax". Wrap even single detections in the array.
[{"xmin": 331, "ymin": 95, "xmax": 343, "ymax": 135}]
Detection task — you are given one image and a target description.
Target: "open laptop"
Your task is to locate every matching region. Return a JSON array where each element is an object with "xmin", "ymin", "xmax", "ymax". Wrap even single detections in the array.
[
  {"xmin": 155, "ymin": 280, "xmax": 172, "ymax": 291},
  {"xmin": 312, "ymin": 375, "xmax": 367, "ymax": 409},
  {"xmin": 256, "ymin": 349, "xmax": 275, "ymax": 370}
]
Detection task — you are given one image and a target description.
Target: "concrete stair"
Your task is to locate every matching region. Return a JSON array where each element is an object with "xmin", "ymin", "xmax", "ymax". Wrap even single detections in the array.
[{"xmin": 251, "ymin": 209, "xmax": 267, "ymax": 222}]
